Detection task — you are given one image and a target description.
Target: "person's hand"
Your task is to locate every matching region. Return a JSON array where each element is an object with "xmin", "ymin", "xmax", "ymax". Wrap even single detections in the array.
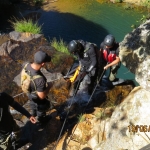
[
  {"xmin": 29, "ymin": 116, "xmax": 36, "ymax": 124},
  {"xmin": 104, "ymin": 65, "xmax": 109, "ymax": 70}
]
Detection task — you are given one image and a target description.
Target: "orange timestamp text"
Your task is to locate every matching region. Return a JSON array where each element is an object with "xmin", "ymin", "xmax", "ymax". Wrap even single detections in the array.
[{"xmin": 128, "ymin": 125, "xmax": 150, "ymax": 132}]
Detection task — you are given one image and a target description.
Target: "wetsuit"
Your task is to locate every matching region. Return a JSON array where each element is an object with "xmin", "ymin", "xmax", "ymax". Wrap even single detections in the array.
[{"xmin": 74, "ymin": 41, "xmax": 98, "ymax": 94}]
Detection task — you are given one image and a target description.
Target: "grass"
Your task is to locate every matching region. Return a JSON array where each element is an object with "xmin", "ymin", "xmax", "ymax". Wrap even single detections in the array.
[
  {"xmin": 77, "ymin": 114, "xmax": 85, "ymax": 123},
  {"xmin": 33, "ymin": 0, "xmax": 45, "ymax": 6},
  {"xmin": 50, "ymin": 37, "xmax": 70, "ymax": 55},
  {"xmin": 9, "ymin": 17, "xmax": 42, "ymax": 34}
]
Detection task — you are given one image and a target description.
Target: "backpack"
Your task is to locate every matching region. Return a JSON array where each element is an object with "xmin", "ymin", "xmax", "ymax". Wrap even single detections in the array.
[{"xmin": 21, "ymin": 63, "xmax": 42, "ymax": 94}]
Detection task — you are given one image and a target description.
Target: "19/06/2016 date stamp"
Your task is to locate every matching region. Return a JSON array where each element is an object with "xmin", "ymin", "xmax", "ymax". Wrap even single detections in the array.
[{"xmin": 128, "ymin": 125, "xmax": 150, "ymax": 132}]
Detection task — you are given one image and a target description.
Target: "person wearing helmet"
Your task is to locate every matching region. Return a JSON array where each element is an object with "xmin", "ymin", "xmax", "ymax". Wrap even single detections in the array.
[
  {"xmin": 99, "ymin": 34, "xmax": 120, "ymax": 89},
  {"xmin": 68, "ymin": 40, "xmax": 99, "ymax": 96}
]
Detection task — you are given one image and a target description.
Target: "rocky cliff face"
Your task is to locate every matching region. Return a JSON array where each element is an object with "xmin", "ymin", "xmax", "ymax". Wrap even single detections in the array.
[
  {"xmin": 57, "ymin": 20, "xmax": 150, "ymax": 150},
  {"xmin": 119, "ymin": 20, "xmax": 150, "ymax": 91},
  {"xmin": 110, "ymin": 0, "xmax": 145, "ymax": 5},
  {"xmin": 93, "ymin": 19, "xmax": 150, "ymax": 150},
  {"xmin": 1, "ymin": 20, "xmax": 150, "ymax": 150}
]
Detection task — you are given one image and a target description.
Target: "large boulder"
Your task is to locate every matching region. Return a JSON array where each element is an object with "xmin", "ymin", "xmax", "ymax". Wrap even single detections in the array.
[
  {"xmin": 94, "ymin": 87, "xmax": 150, "ymax": 150},
  {"xmin": 119, "ymin": 20, "xmax": 150, "ymax": 91}
]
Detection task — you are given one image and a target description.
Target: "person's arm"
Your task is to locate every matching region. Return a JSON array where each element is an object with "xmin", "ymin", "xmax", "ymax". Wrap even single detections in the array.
[
  {"xmin": 99, "ymin": 42, "xmax": 104, "ymax": 64},
  {"xmin": 86, "ymin": 45, "xmax": 97, "ymax": 73},
  {"xmin": 104, "ymin": 46, "xmax": 120, "ymax": 70},
  {"xmin": 36, "ymin": 77, "xmax": 53, "ymax": 99},
  {"xmin": 104, "ymin": 56, "xmax": 120, "ymax": 70},
  {"xmin": 1, "ymin": 92, "xmax": 37, "ymax": 124},
  {"xmin": 11, "ymin": 101, "xmax": 36, "ymax": 124}
]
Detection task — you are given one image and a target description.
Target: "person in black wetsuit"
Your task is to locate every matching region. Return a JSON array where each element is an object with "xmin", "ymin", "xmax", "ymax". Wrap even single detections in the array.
[
  {"xmin": 67, "ymin": 40, "xmax": 99, "ymax": 96},
  {"xmin": 0, "ymin": 92, "xmax": 36, "ymax": 150}
]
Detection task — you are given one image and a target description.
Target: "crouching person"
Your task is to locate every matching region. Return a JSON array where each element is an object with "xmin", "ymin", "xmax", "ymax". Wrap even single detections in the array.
[
  {"xmin": 67, "ymin": 40, "xmax": 99, "ymax": 96},
  {"xmin": 0, "ymin": 92, "xmax": 36, "ymax": 150}
]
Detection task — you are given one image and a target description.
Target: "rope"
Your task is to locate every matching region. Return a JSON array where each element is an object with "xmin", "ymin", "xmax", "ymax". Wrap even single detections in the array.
[
  {"xmin": 52, "ymin": 79, "xmax": 82, "ymax": 150},
  {"xmin": 13, "ymin": 92, "xmax": 24, "ymax": 98},
  {"xmin": 66, "ymin": 69, "xmax": 106, "ymax": 148}
]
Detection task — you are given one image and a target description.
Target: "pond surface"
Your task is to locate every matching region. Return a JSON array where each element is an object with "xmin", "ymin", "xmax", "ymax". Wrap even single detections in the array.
[
  {"xmin": 38, "ymin": 0, "xmax": 145, "ymax": 85},
  {"xmin": 0, "ymin": 0, "xmax": 146, "ymax": 85}
]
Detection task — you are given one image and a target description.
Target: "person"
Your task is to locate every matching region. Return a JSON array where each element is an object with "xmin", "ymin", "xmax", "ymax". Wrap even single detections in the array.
[
  {"xmin": 0, "ymin": 92, "xmax": 36, "ymax": 150},
  {"xmin": 99, "ymin": 34, "xmax": 120, "ymax": 89},
  {"xmin": 67, "ymin": 40, "xmax": 99, "ymax": 96},
  {"xmin": 21, "ymin": 50, "xmax": 52, "ymax": 125}
]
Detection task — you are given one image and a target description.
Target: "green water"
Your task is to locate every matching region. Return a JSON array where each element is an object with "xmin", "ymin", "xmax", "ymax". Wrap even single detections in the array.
[{"xmin": 39, "ymin": 1, "xmax": 146, "ymax": 85}]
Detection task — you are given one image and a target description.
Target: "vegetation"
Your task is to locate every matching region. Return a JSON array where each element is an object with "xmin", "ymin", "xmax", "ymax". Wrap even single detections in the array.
[
  {"xmin": 10, "ymin": 18, "xmax": 42, "ymax": 34},
  {"xmin": 95, "ymin": 110, "xmax": 107, "ymax": 120},
  {"xmin": 32, "ymin": 0, "xmax": 45, "ymax": 6},
  {"xmin": 123, "ymin": 3, "xmax": 135, "ymax": 10},
  {"xmin": 115, "ymin": 0, "xmax": 123, "ymax": 3},
  {"xmin": 137, "ymin": 0, "xmax": 150, "ymax": 23},
  {"xmin": 50, "ymin": 38, "xmax": 70, "ymax": 55},
  {"xmin": 77, "ymin": 114, "xmax": 85, "ymax": 122}
]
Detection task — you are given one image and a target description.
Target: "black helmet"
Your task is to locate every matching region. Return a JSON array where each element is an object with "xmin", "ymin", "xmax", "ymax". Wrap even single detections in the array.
[
  {"xmin": 68, "ymin": 40, "xmax": 82, "ymax": 54},
  {"xmin": 104, "ymin": 34, "xmax": 115, "ymax": 47},
  {"xmin": 78, "ymin": 39, "xmax": 86, "ymax": 46}
]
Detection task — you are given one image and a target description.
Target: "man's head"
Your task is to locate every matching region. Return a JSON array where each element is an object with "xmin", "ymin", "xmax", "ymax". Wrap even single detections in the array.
[
  {"xmin": 104, "ymin": 34, "xmax": 115, "ymax": 48},
  {"xmin": 34, "ymin": 51, "xmax": 51, "ymax": 65},
  {"xmin": 68, "ymin": 40, "xmax": 83, "ymax": 55}
]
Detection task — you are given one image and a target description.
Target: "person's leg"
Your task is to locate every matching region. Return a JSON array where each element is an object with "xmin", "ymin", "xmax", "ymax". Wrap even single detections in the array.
[
  {"xmin": 37, "ymin": 99, "xmax": 51, "ymax": 124},
  {"xmin": 109, "ymin": 64, "xmax": 120, "ymax": 82},
  {"xmin": 29, "ymin": 100, "xmax": 37, "ymax": 117}
]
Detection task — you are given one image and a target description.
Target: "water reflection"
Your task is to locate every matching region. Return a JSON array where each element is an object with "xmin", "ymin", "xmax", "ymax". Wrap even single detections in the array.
[{"xmin": 38, "ymin": 10, "xmax": 108, "ymax": 44}]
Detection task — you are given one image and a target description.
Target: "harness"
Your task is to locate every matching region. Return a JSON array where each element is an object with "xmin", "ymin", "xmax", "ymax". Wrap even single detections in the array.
[
  {"xmin": 102, "ymin": 45, "xmax": 117, "ymax": 63},
  {"xmin": 21, "ymin": 63, "xmax": 42, "ymax": 94}
]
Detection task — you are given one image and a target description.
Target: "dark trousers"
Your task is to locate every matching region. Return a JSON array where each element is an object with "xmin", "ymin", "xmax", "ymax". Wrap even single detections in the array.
[
  {"xmin": 73, "ymin": 67, "xmax": 98, "ymax": 95},
  {"xmin": 29, "ymin": 100, "xmax": 46, "ymax": 120}
]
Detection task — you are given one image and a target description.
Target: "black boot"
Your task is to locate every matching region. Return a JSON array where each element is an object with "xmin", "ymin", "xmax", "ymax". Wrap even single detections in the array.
[{"xmin": 37, "ymin": 115, "xmax": 52, "ymax": 130}]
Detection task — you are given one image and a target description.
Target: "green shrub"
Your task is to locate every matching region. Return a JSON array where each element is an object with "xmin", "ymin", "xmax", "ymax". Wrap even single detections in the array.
[
  {"xmin": 115, "ymin": 0, "xmax": 123, "ymax": 3},
  {"xmin": 77, "ymin": 114, "xmax": 85, "ymax": 123},
  {"xmin": 123, "ymin": 3, "xmax": 134, "ymax": 10},
  {"xmin": 50, "ymin": 37, "xmax": 70, "ymax": 55},
  {"xmin": 33, "ymin": 0, "xmax": 45, "ymax": 6},
  {"xmin": 10, "ymin": 18, "xmax": 42, "ymax": 34}
]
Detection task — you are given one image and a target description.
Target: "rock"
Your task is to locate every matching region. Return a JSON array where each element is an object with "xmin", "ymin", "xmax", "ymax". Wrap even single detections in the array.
[
  {"xmin": 96, "ymin": 87, "xmax": 150, "ymax": 150},
  {"xmin": 0, "ymin": 31, "xmax": 73, "ymax": 100},
  {"xmin": 119, "ymin": 20, "xmax": 150, "ymax": 91}
]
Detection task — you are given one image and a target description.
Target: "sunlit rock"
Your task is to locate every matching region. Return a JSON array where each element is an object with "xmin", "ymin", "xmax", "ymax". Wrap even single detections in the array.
[
  {"xmin": 0, "ymin": 31, "xmax": 73, "ymax": 100},
  {"xmin": 96, "ymin": 86, "xmax": 150, "ymax": 150},
  {"xmin": 119, "ymin": 20, "xmax": 150, "ymax": 91}
]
